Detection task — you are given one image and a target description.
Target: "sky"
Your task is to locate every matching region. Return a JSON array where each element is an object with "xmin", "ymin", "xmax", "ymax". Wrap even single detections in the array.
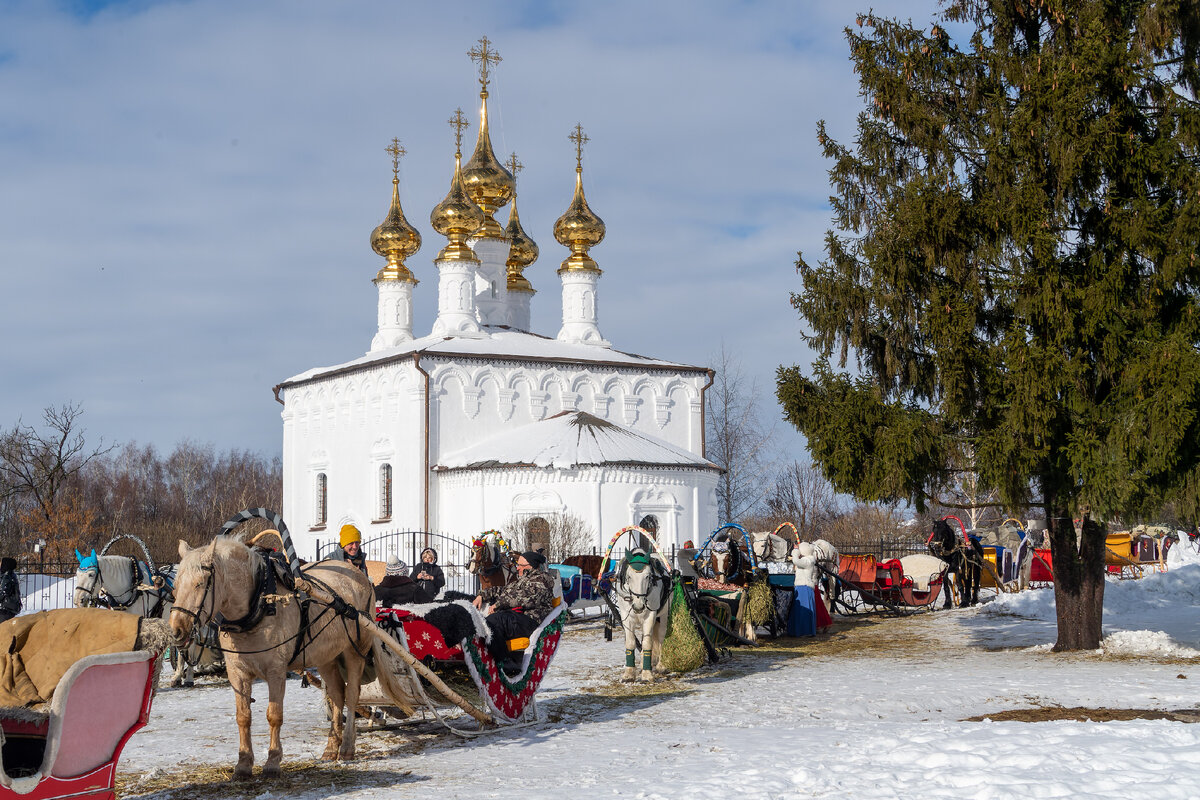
[{"xmin": 0, "ymin": 0, "xmax": 941, "ymax": 459}]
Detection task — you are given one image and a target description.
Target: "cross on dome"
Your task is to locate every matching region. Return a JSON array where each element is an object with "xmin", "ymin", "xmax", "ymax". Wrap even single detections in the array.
[
  {"xmin": 385, "ymin": 138, "xmax": 406, "ymax": 179},
  {"xmin": 569, "ymin": 123, "xmax": 589, "ymax": 171},
  {"xmin": 506, "ymin": 152, "xmax": 524, "ymax": 178},
  {"xmin": 448, "ymin": 108, "xmax": 469, "ymax": 156},
  {"xmin": 468, "ymin": 35, "xmax": 502, "ymax": 91}
]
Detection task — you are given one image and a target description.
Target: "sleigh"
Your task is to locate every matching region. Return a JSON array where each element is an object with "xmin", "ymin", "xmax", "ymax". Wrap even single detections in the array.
[
  {"xmin": 832, "ymin": 553, "xmax": 946, "ymax": 613},
  {"xmin": 358, "ymin": 575, "xmax": 568, "ymax": 726},
  {"xmin": 0, "ymin": 650, "xmax": 161, "ymax": 800}
]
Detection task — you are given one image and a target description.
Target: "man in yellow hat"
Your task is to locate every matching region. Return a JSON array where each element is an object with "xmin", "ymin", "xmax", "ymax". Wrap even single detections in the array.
[{"xmin": 326, "ymin": 523, "xmax": 367, "ymax": 574}]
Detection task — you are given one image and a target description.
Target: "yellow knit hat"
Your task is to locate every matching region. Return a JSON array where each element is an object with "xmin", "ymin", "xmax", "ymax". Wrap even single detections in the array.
[{"xmin": 339, "ymin": 523, "xmax": 361, "ymax": 547}]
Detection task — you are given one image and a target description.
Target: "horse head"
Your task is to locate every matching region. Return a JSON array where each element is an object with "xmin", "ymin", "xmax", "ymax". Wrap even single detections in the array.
[
  {"xmin": 170, "ymin": 537, "xmax": 257, "ymax": 646},
  {"xmin": 73, "ymin": 548, "xmax": 102, "ymax": 607},
  {"xmin": 615, "ymin": 549, "xmax": 669, "ymax": 615},
  {"xmin": 751, "ymin": 531, "xmax": 790, "ymax": 562},
  {"xmin": 928, "ymin": 519, "xmax": 957, "ymax": 558},
  {"xmin": 711, "ymin": 542, "xmax": 748, "ymax": 585}
]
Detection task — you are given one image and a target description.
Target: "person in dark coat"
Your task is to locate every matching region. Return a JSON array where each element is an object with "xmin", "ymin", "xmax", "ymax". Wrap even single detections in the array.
[
  {"xmin": 374, "ymin": 557, "xmax": 434, "ymax": 606},
  {"xmin": 474, "ymin": 551, "xmax": 555, "ymax": 665},
  {"xmin": 0, "ymin": 558, "xmax": 21, "ymax": 623},
  {"xmin": 414, "ymin": 547, "xmax": 446, "ymax": 598}
]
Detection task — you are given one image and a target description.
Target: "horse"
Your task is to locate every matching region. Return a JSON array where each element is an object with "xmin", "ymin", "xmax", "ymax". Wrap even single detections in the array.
[
  {"xmin": 72, "ymin": 548, "xmax": 214, "ymax": 687},
  {"xmin": 928, "ymin": 519, "xmax": 984, "ymax": 608},
  {"xmin": 169, "ymin": 536, "xmax": 377, "ymax": 777},
  {"xmin": 709, "ymin": 541, "xmax": 751, "ymax": 586},
  {"xmin": 612, "ymin": 548, "xmax": 672, "ymax": 681},
  {"xmin": 468, "ymin": 533, "xmax": 515, "ymax": 591},
  {"xmin": 750, "ymin": 531, "xmax": 791, "ymax": 563},
  {"xmin": 563, "ymin": 553, "xmax": 606, "ymax": 579}
]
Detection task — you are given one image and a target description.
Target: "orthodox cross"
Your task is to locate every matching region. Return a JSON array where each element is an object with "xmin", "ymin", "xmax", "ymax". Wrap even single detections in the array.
[
  {"xmin": 506, "ymin": 152, "xmax": 523, "ymax": 178},
  {"xmin": 448, "ymin": 108, "xmax": 469, "ymax": 156},
  {"xmin": 385, "ymin": 138, "xmax": 406, "ymax": 180},
  {"xmin": 468, "ymin": 36, "xmax": 502, "ymax": 90},
  {"xmin": 569, "ymin": 123, "xmax": 589, "ymax": 170}
]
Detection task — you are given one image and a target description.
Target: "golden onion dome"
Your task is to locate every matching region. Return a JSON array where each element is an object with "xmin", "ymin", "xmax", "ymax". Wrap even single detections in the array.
[
  {"xmin": 461, "ymin": 89, "xmax": 514, "ymax": 240},
  {"xmin": 553, "ymin": 165, "xmax": 605, "ymax": 274},
  {"xmin": 430, "ymin": 116, "xmax": 484, "ymax": 263},
  {"xmin": 505, "ymin": 195, "xmax": 538, "ymax": 292},
  {"xmin": 371, "ymin": 165, "xmax": 421, "ymax": 283}
]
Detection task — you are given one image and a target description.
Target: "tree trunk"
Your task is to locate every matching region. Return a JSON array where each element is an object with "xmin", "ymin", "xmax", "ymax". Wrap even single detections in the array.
[{"xmin": 1050, "ymin": 512, "xmax": 1106, "ymax": 651}]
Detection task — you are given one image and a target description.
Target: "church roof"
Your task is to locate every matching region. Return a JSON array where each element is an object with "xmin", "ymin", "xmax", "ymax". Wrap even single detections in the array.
[
  {"xmin": 277, "ymin": 329, "xmax": 707, "ymax": 390},
  {"xmin": 434, "ymin": 410, "xmax": 721, "ymax": 473}
]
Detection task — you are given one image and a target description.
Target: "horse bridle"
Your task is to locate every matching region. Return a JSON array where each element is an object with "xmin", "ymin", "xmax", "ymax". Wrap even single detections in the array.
[
  {"xmin": 618, "ymin": 562, "xmax": 669, "ymax": 614},
  {"xmin": 80, "ymin": 557, "xmax": 143, "ymax": 610},
  {"xmin": 170, "ymin": 541, "xmax": 219, "ymax": 644}
]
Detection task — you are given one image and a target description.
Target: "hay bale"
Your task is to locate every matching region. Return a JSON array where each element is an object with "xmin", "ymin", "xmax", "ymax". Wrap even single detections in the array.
[
  {"xmin": 746, "ymin": 575, "xmax": 772, "ymax": 627},
  {"xmin": 660, "ymin": 581, "xmax": 704, "ymax": 673}
]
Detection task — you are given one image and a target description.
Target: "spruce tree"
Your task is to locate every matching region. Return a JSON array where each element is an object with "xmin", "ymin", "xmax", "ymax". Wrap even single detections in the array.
[{"xmin": 778, "ymin": 0, "xmax": 1200, "ymax": 649}]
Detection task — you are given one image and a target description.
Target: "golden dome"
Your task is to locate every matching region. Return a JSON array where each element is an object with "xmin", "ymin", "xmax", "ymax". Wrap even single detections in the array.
[
  {"xmin": 461, "ymin": 89, "xmax": 514, "ymax": 240},
  {"xmin": 553, "ymin": 125, "xmax": 605, "ymax": 274},
  {"xmin": 371, "ymin": 141, "xmax": 421, "ymax": 283},
  {"xmin": 430, "ymin": 110, "xmax": 484, "ymax": 263},
  {"xmin": 504, "ymin": 156, "xmax": 538, "ymax": 292}
]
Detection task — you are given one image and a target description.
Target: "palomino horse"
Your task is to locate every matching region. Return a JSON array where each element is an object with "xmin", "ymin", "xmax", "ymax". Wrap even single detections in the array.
[
  {"xmin": 467, "ymin": 533, "xmax": 515, "ymax": 591},
  {"xmin": 170, "ymin": 536, "xmax": 376, "ymax": 777},
  {"xmin": 73, "ymin": 548, "xmax": 218, "ymax": 687},
  {"xmin": 613, "ymin": 548, "xmax": 672, "ymax": 681},
  {"xmin": 928, "ymin": 518, "xmax": 984, "ymax": 608}
]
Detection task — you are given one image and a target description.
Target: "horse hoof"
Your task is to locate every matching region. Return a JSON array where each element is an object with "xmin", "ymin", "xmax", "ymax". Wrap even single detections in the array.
[
  {"xmin": 182, "ymin": 680, "xmax": 195, "ymax": 688},
  {"xmin": 621, "ymin": 668, "xmax": 636, "ymax": 682},
  {"xmin": 339, "ymin": 747, "xmax": 356, "ymax": 761},
  {"xmin": 638, "ymin": 671, "xmax": 654, "ymax": 682},
  {"xmin": 262, "ymin": 765, "xmax": 281, "ymax": 779},
  {"xmin": 234, "ymin": 764, "xmax": 253, "ymax": 781}
]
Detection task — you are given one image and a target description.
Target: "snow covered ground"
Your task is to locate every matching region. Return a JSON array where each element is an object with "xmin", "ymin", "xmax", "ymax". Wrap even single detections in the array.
[{"xmin": 116, "ymin": 543, "xmax": 1200, "ymax": 799}]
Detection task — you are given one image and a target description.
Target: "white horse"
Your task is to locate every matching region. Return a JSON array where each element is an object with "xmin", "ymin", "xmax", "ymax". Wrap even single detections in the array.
[
  {"xmin": 613, "ymin": 548, "xmax": 672, "ymax": 682},
  {"xmin": 73, "ymin": 548, "xmax": 214, "ymax": 687},
  {"xmin": 750, "ymin": 531, "xmax": 791, "ymax": 562}
]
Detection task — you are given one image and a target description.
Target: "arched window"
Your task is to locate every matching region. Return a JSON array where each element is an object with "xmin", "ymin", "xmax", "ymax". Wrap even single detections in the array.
[
  {"xmin": 315, "ymin": 473, "xmax": 328, "ymax": 525},
  {"xmin": 638, "ymin": 515, "xmax": 659, "ymax": 537},
  {"xmin": 526, "ymin": 516, "xmax": 551, "ymax": 542},
  {"xmin": 379, "ymin": 464, "xmax": 393, "ymax": 520}
]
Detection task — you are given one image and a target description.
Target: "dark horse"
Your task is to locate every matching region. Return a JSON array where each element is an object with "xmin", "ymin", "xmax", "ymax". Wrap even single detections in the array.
[
  {"xmin": 928, "ymin": 519, "xmax": 984, "ymax": 608},
  {"xmin": 468, "ymin": 535, "xmax": 515, "ymax": 591}
]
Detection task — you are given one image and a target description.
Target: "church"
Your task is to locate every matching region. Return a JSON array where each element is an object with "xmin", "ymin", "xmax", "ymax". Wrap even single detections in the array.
[{"xmin": 273, "ymin": 39, "xmax": 720, "ymax": 560}]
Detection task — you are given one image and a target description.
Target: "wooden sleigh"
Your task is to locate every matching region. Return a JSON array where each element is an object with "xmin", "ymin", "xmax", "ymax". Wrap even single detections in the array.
[
  {"xmin": 0, "ymin": 651, "xmax": 161, "ymax": 800},
  {"xmin": 358, "ymin": 576, "xmax": 569, "ymax": 727},
  {"xmin": 833, "ymin": 553, "xmax": 946, "ymax": 613}
]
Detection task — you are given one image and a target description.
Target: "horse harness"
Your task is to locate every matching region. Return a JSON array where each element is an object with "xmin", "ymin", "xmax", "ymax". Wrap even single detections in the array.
[
  {"xmin": 175, "ymin": 546, "xmax": 367, "ymax": 666},
  {"xmin": 90, "ymin": 557, "xmax": 173, "ymax": 617}
]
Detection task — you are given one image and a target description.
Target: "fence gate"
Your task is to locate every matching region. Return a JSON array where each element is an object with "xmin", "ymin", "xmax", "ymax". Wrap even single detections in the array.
[{"xmin": 317, "ymin": 531, "xmax": 478, "ymax": 596}]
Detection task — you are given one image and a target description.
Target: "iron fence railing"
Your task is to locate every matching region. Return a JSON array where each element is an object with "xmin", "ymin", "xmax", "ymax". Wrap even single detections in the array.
[{"xmin": 16, "ymin": 559, "xmax": 78, "ymax": 614}]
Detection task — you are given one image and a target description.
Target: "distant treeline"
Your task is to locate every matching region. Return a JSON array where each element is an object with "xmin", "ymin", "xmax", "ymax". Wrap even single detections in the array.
[{"xmin": 0, "ymin": 404, "xmax": 280, "ymax": 565}]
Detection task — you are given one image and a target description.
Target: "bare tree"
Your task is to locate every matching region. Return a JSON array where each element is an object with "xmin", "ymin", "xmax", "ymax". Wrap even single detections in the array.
[
  {"xmin": 765, "ymin": 460, "xmax": 842, "ymax": 540},
  {"xmin": 0, "ymin": 404, "xmax": 112, "ymax": 557},
  {"xmin": 502, "ymin": 511, "xmax": 595, "ymax": 563},
  {"xmin": 705, "ymin": 344, "xmax": 777, "ymax": 523}
]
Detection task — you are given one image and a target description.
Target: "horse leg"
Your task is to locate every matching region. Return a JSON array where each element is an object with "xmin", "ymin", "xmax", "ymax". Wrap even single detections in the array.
[
  {"xmin": 638, "ymin": 612, "xmax": 656, "ymax": 681},
  {"xmin": 338, "ymin": 651, "xmax": 365, "ymax": 761},
  {"xmin": 317, "ymin": 662, "xmax": 347, "ymax": 761},
  {"xmin": 621, "ymin": 618, "xmax": 637, "ymax": 682},
  {"xmin": 231, "ymin": 669, "xmax": 255, "ymax": 778},
  {"xmin": 263, "ymin": 674, "xmax": 286, "ymax": 777}
]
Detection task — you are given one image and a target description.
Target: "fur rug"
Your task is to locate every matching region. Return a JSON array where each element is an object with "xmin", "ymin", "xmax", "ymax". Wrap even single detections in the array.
[{"xmin": 385, "ymin": 599, "xmax": 491, "ymax": 645}]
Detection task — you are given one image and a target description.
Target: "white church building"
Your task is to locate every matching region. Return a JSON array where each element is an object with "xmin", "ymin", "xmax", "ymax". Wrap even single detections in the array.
[{"xmin": 273, "ymin": 40, "xmax": 720, "ymax": 559}]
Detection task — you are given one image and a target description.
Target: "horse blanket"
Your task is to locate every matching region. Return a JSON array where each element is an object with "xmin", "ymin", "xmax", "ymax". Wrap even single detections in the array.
[{"xmin": 0, "ymin": 609, "xmax": 144, "ymax": 708}]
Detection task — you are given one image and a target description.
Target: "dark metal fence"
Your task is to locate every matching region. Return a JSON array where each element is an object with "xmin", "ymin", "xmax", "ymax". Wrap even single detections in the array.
[
  {"xmin": 15, "ymin": 559, "xmax": 78, "ymax": 614},
  {"xmin": 316, "ymin": 531, "xmax": 479, "ymax": 595},
  {"xmin": 821, "ymin": 535, "xmax": 930, "ymax": 562}
]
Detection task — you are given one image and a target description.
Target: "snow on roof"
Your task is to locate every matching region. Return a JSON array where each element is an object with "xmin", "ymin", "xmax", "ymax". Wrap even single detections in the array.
[
  {"xmin": 435, "ymin": 410, "xmax": 720, "ymax": 472},
  {"xmin": 277, "ymin": 329, "xmax": 706, "ymax": 389}
]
